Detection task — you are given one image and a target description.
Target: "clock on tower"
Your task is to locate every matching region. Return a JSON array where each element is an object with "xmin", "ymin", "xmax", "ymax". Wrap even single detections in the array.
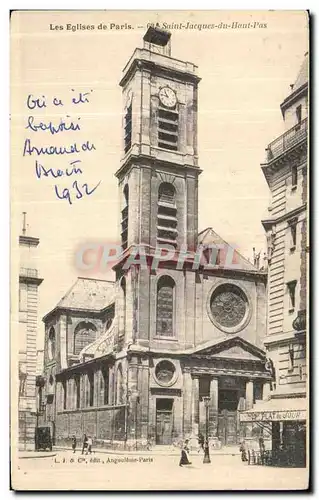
[{"xmin": 116, "ymin": 26, "xmax": 201, "ymax": 258}]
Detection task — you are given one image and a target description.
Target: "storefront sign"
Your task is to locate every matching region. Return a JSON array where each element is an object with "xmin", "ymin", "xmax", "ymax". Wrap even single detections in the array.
[{"xmin": 240, "ymin": 409, "xmax": 306, "ymax": 422}]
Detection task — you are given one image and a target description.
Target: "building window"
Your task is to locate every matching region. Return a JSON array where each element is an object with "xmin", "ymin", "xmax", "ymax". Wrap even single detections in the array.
[
  {"xmin": 157, "ymin": 183, "xmax": 177, "ymax": 247},
  {"xmin": 116, "ymin": 364, "xmax": 124, "ymax": 404},
  {"xmin": 296, "ymin": 104, "xmax": 302, "ymax": 125},
  {"xmin": 101, "ymin": 367, "xmax": 109, "ymax": 405},
  {"xmin": 158, "ymin": 107, "xmax": 178, "ymax": 151},
  {"xmin": 75, "ymin": 376, "xmax": 80, "ymax": 409},
  {"xmin": 288, "ymin": 219, "xmax": 297, "ymax": 251},
  {"xmin": 48, "ymin": 327, "xmax": 56, "ymax": 360},
  {"xmin": 88, "ymin": 372, "xmax": 94, "ymax": 407},
  {"xmin": 62, "ymin": 380, "xmax": 67, "ymax": 410},
  {"xmin": 156, "ymin": 275, "xmax": 175, "ymax": 337},
  {"xmin": 291, "ymin": 165, "xmax": 298, "ymax": 188},
  {"xmin": 74, "ymin": 322, "xmax": 97, "ymax": 356},
  {"xmin": 121, "ymin": 185, "xmax": 129, "ymax": 250},
  {"xmin": 287, "ymin": 280, "xmax": 297, "ymax": 313},
  {"xmin": 288, "ymin": 344, "xmax": 295, "ymax": 372},
  {"xmin": 124, "ymin": 104, "xmax": 132, "ymax": 154}
]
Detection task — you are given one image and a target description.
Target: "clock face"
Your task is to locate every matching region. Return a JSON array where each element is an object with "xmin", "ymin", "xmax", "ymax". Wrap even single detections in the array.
[{"xmin": 159, "ymin": 87, "xmax": 177, "ymax": 108}]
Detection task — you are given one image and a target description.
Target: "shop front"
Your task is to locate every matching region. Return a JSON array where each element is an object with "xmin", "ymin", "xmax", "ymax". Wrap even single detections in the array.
[{"xmin": 239, "ymin": 397, "xmax": 307, "ymax": 467}]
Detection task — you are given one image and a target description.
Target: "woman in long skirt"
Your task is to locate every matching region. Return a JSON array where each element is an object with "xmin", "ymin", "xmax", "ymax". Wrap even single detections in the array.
[{"xmin": 179, "ymin": 439, "xmax": 192, "ymax": 466}]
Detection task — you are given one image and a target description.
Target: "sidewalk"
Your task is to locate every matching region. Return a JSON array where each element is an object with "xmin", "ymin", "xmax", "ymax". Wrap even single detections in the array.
[
  {"xmin": 19, "ymin": 451, "xmax": 57, "ymax": 459},
  {"xmin": 54, "ymin": 445, "xmax": 240, "ymax": 457}
]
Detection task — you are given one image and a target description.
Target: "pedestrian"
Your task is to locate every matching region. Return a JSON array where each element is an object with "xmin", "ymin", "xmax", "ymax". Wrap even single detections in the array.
[
  {"xmin": 86, "ymin": 436, "xmax": 93, "ymax": 455},
  {"xmin": 197, "ymin": 432, "xmax": 204, "ymax": 453},
  {"xmin": 239, "ymin": 440, "xmax": 248, "ymax": 462},
  {"xmin": 71, "ymin": 435, "xmax": 76, "ymax": 454},
  {"xmin": 81, "ymin": 433, "xmax": 88, "ymax": 455},
  {"xmin": 179, "ymin": 439, "xmax": 192, "ymax": 467}
]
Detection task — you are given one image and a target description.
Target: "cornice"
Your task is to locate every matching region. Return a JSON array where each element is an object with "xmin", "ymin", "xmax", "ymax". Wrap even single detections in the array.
[{"xmin": 261, "ymin": 203, "xmax": 307, "ymax": 228}]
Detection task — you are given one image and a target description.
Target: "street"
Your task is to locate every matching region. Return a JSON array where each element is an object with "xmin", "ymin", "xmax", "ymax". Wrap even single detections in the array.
[{"xmin": 12, "ymin": 449, "xmax": 309, "ymax": 491}]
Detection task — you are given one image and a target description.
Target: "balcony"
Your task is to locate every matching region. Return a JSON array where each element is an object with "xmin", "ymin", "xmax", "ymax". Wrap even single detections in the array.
[
  {"xmin": 19, "ymin": 267, "xmax": 38, "ymax": 278},
  {"xmin": 265, "ymin": 118, "xmax": 307, "ymax": 162}
]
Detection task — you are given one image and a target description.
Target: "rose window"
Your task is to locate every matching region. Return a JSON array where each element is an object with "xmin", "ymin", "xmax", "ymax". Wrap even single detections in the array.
[{"xmin": 210, "ymin": 284, "xmax": 249, "ymax": 331}]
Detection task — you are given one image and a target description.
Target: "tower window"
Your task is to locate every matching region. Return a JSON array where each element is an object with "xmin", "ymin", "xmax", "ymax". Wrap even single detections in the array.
[
  {"xmin": 287, "ymin": 280, "xmax": 297, "ymax": 312},
  {"xmin": 121, "ymin": 185, "xmax": 129, "ymax": 250},
  {"xmin": 157, "ymin": 183, "xmax": 178, "ymax": 247},
  {"xmin": 124, "ymin": 104, "xmax": 132, "ymax": 154},
  {"xmin": 158, "ymin": 108, "xmax": 178, "ymax": 151},
  {"xmin": 156, "ymin": 275, "xmax": 175, "ymax": 337}
]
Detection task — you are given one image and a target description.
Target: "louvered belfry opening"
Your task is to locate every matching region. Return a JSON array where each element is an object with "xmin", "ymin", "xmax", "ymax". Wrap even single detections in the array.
[
  {"xmin": 124, "ymin": 103, "xmax": 132, "ymax": 154},
  {"xmin": 157, "ymin": 183, "xmax": 178, "ymax": 247},
  {"xmin": 158, "ymin": 106, "xmax": 178, "ymax": 151},
  {"xmin": 121, "ymin": 185, "xmax": 129, "ymax": 250}
]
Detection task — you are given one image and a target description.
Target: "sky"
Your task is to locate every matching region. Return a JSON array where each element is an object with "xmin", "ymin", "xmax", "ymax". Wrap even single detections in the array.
[{"xmin": 10, "ymin": 10, "xmax": 309, "ymax": 349}]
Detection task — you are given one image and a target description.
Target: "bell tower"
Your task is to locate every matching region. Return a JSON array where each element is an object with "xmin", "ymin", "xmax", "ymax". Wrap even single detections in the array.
[
  {"xmin": 114, "ymin": 28, "xmax": 201, "ymax": 351},
  {"xmin": 116, "ymin": 27, "xmax": 201, "ymax": 255}
]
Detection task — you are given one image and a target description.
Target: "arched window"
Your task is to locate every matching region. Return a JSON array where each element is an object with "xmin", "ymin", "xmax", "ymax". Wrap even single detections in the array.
[
  {"xmin": 116, "ymin": 364, "xmax": 124, "ymax": 404},
  {"xmin": 100, "ymin": 366, "xmax": 109, "ymax": 405},
  {"xmin": 157, "ymin": 183, "xmax": 178, "ymax": 247},
  {"xmin": 74, "ymin": 322, "xmax": 97, "ymax": 355},
  {"xmin": 121, "ymin": 185, "xmax": 129, "ymax": 250},
  {"xmin": 156, "ymin": 275, "xmax": 175, "ymax": 337},
  {"xmin": 48, "ymin": 327, "xmax": 56, "ymax": 360}
]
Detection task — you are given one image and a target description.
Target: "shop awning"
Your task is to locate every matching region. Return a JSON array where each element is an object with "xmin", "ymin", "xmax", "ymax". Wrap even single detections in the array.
[{"xmin": 239, "ymin": 397, "xmax": 307, "ymax": 423}]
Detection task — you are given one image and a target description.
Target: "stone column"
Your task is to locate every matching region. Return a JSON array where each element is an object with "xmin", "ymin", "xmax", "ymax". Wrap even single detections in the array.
[
  {"xmin": 245, "ymin": 380, "xmax": 254, "ymax": 410},
  {"xmin": 191, "ymin": 377, "xmax": 199, "ymax": 435},
  {"xmin": 183, "ymin": 371, "xmax": 192, "ymax": 436},
  {"xmin": 209, "ymin": 377, "xmax": 219, "ymax": 438},
  {"xmin": 263, "ymin": 381, "xmax": 271, "ymax": 401},
  {"xmin": 245, "ymin": 380, "xmax": 254, "ymax": 440}
]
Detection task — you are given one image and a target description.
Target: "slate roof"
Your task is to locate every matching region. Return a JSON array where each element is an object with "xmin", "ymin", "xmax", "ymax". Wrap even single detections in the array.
[
  {"xmin": 43, "ymin": 277, "xmax": 115, "ymax": 321},
  {"xmin": 57, "ymin": 277, "xmax": 115, "ymax": 311},
  {"xmin": 198, "ymin": 227, "xmax": 259, "ymax": 272}
]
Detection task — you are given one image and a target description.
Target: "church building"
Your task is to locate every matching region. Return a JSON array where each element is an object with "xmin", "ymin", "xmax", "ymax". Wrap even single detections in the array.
[{"xmin": 41, "ymin": 28, "xmax": 272, "ymax": 449}]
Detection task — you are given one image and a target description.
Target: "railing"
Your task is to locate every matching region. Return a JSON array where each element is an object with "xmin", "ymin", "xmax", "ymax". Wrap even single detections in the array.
[
  {"xmin": 20, "ymin": 267, "xmax": 38, "ymax": 278},
  {"xmin": 265, "ymin": 118, "xmax": 307, "ymax": 162}
]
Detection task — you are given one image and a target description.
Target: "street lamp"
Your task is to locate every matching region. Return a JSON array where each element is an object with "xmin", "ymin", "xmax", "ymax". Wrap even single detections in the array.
[{"xmin": 202, "ymin": 396, "xmax": 211, "ymax": 464}]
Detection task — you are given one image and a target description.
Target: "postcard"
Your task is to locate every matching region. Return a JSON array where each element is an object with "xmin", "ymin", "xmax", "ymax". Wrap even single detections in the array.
[{"xmin": 10, "ymin": 10, "xmax": 309, "ymax": 490}]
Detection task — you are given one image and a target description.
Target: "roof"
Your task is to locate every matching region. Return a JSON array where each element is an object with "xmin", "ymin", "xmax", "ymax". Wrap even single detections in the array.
[
  {"xmin": 57, "ymin": 277, "xmax": 115, "ymax": 310},
  {"xmin": 198, "ymin": 227, "xmax": 259, "ymax": 272},
  {"xmin": 43, "ymin": 277, "xmax": 115, "ymax": 321},
  {"xmin": 293, "ymin": 52, "xmax": 308, "ymax": 91}
]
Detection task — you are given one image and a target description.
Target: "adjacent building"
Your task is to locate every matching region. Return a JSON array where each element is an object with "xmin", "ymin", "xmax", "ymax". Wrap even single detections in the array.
[
  {"xmin": 18, "ymin": 216, "xmax": 43, "ymax": 450},
  {"xmin": 41, "ymin": 28, "xmax": 272, "ymax": 450},
  {"xmin": 241, "ymin": 53, "xmax": 308, "ymax": 467}
]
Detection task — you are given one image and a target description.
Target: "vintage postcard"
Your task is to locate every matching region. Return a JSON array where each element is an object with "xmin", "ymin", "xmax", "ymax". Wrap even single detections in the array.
[{"xmin": 10, "ymin": 10, "xmax": 309, "ymax": 490}]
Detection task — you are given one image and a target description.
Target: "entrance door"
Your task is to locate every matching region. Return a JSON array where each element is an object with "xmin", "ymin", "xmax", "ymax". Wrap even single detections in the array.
[
  {"xmin": 218, "ymin": 410, "xmax": 238, "ymax": 446},
  {"xmin": 156, "ymin": 399, "xmax": 173, "ymax": 445}
]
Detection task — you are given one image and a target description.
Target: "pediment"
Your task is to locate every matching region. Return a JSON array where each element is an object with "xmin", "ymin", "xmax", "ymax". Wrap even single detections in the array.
[{"xmin": 190, "ymin": 336, "xmax": 265, "ymax": 362}]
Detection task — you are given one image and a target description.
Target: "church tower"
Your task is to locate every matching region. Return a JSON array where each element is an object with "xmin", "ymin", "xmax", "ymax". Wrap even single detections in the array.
[{"xmin": 114, "ymin": 27, "xmax": 201, "ymax": 352}]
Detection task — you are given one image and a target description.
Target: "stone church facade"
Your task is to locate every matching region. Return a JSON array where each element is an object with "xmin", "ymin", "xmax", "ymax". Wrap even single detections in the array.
[{"xmin": 41, "ymin": 28, "xmax": 272, "ymax": 449}]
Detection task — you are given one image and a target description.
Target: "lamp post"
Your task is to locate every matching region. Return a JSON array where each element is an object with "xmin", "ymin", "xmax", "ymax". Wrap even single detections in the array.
[{"xmin": 202, "ymin": 396, "xmax": 211, "ymax": 464}]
